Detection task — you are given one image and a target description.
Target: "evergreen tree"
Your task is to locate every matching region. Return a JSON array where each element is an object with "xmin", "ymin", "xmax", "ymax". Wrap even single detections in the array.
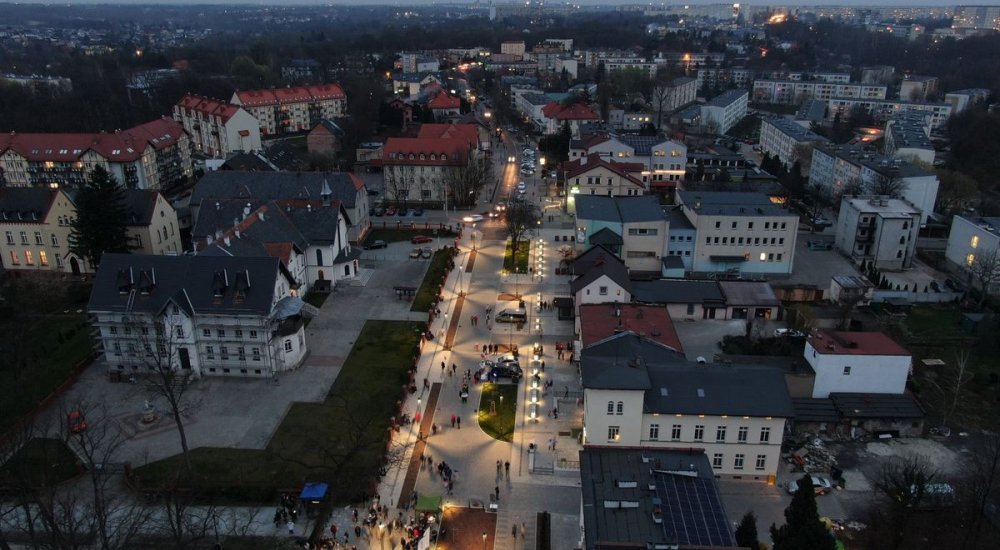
[
  {"xmin": 735, "ymin": 511, "xmax": 760, "ymax": 550},
  {"xmin": 717, "ymin": 168, "xmax": 732, "ymax": 183},
  {"xmin": 771, "ymin": 476, "xmax": 836, "ymax": 550},
  {"xmin": 69, "ymin": 166, "xmax": 133, "ymax": 268},
  {"xmin": 694, "ymin": 161, "xmax": 705, "ymax": 182}
]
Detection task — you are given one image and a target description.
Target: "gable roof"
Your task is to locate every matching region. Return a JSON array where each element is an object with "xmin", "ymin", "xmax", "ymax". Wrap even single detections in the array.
[
  {"xmin": 428, "ymin": 93, "xmax": 461, "ymax": 110},
  {"xmin": 588, "ymin": 227, "xmax": 623, "ymax": 246},
  {"xmin": 234, "ymin": 83, "xmax": 346, "ymax": 107},
  {"xmin": 574, "ymin": 195, "xmax": 666, "ymax": 224},
  {"xmin": 570, "ymin": 255, "xmax": 633, "ymax": 296},
  {"xmin": 122, "ymin": 190, "xmax": 165, "ymax": 227},
  {"xmin": 564, "ymin": 155, "xmax": 645, "ymax": 189},
  {"xmin": 382, "ymin": 137, "xmax": 471, "ymax": 166},
  {"xmin": 542, "ymin": 101, "xmax": 600, "ymax": 121},
  {"xmin": 632, "ymin": 279, "xmax": 725, "ymax": 305},
  {"xmin": 416, "ymin": 123, "xmax": 479, "ymax": 146},
  {"xmin": 88, "ymin": 253, "xmax": 287, "ymax": 317},
  {"xmin": 0, "ymin": 188, "xmax": 61, "ymax": 223},
  {"xmin": 572, "ymin": 244, "xmax": 625, "ymax": 275},
  {"xmin": 0, "ymin": 117, "xmax": 185, "ymax": 163},
  {"xmin": 193, "ymin": 198, "xmax": 347, "ymax": 251},
  {"xmin": 175, "ymin": 95, "xmax": 243, "ymax": 122},
  {"xmin": 190, "ymin": 171, "xmax": 363, "ymax": 210},
  {"xmin": 579, "ymin": 303, "xmax": 683, "ymax": 352}
]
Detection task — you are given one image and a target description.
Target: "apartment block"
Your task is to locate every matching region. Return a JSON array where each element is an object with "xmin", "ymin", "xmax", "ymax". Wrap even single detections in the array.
[
  {"xmin": 173, "ymin": 95, "xmax": 262, "ymax": 157},
  {"xmin": 752, "ymin": 79, "xmax": 887, "ymax": 105},
  {"xmin": 758, "ymin": 117, "xmax": 829, "ymax": 168},
  {"xmin": 231, "ymin": 84, "xmax": 346, "ymax": 136},
  {"xmin": 700, "ymin": 89, "xmax": 748, "ymax": 134},
  {"xmin": 884, "ymin": 112, "xmax": 935, "ymax": 165},
  {"xmin": 944, "ymin": 215, "xmax": 1000, "ymax": 295},
  {"xmin": 823, "ymin": 97, "xmax": 952, "ymax": 129},
  {"xmin": 834, "ymin": 196, "xmax": 920, "ymax": 271}
]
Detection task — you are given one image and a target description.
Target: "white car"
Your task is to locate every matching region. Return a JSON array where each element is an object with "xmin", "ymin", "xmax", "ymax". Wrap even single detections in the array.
[
  {"xmin": 508, "ymin": 155, "xmax": 516, "ymax": 163},
  {"xmin": 517, "ymin": 182, "xmax": 526, "ymax": 191},
  {"xmin": 774, "ymin": 328, "xmax": 805, "ymax": 338},
  {"xmin": 462, "ymin": 214, "xmax": 484, "ymax": 223},
  {"xmin": 787, "ymin": 475, "xmax": 833, "ymax": 495}
]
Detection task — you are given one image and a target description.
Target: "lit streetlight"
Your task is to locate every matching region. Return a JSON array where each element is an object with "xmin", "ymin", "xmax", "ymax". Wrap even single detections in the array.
[{"xmin": 482, "ymin": 531, "xmax": 488, "ymax": 550}]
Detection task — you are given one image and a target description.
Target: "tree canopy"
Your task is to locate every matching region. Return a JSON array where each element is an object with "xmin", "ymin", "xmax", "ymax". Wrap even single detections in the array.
[
  {"xmin": 771, "ymin": 475, "xmax": 836, "ymax": 550},
  {"xmin": 69, "ymin": 166, "xmax": 133, "ymax": 268}
]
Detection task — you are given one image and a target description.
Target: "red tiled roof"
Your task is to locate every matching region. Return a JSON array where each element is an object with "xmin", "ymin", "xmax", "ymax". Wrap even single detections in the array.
[
  {"xmin": 176, "ymin": 94, "xmax": 242, "ymax": 122},
  {"xmin": 347, "ymin": 173, "xmax": 366, "ymax": 191},
  {"xmin": 235, "ymin": 83, "xmax": 346, "ymax": 107},
  {"xmin": 428, "ymin": 93, "xmax": 461, "ymax": 110},
  {"xmin": 0, "ymin": 117, "xmax": 185, "ymax": 163},
  {"xmin": 564, "ymin": 154, "xmax": 645, "ymax": 188},
  {"xmin": 809, "ymin": 330, "xmax": 910, "ymax": 357},
  {"xmin": 262, "ymin": 242, "xmax": 294, "ymax": 265},
  {"xmin": 542, "ymin": 101, "xmax": 599, "ymax": 121},
  {"xmin": 382, "ymin": 137, "xmax": 471, "ymax": 166},
  {"xmin": 416, "ymin": 123, "xmax": 479, "ymax": 146},
  {"xmin": 579, "ymin": 303, "xmax": 683, "ymax": 352}
]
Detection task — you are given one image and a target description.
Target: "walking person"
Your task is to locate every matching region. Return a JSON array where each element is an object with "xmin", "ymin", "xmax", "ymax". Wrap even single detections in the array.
[
  {"xmin": 287, "ymin": 520, "xmax": 295, "ymax": 534},
  {"xmin": 456, "ymin": 415, "xmax": 461, "ymax": 429},
  {"xmin": 494, "ymin": 486, "xmax": 500, "ymax": 501},
  {"xmin": 450, "ymin": 414, "xmax": 456, "ymax": 428},
  {"xmin": 505, "ymin": 461, "xmax": 510, "ymax": 478}
]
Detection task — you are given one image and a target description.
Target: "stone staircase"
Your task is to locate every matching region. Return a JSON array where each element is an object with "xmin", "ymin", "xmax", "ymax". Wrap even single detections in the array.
[{"xmin": 493, "ymin": 502, "xmax": 536, "ymax": 550}]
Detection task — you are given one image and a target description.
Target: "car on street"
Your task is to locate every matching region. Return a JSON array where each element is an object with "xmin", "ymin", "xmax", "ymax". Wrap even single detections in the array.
[
  {"xmin": 489, "ymin": 363, "xmax": 523, "ymax": 382},
  {"xmin": 520, "ymin": 167, "xmax": 535, "ymax": 175},
  {"xmin": 411, "ymin": 235, "xmax": 433, "ymax": 244},
  {"xmin": 517, "ymin": 182, "xmax": 527, "ymax": 191},
  {"xmin": 481, "ymin": 356, "xmax": 519, "ymax": 370},
  {"xmin": 787, "ymin": 475, "xmax": 833, "ymax": 495},
  {"xmin": 67, "ymin": 411, "xmax": 88, "ymax": 434},
  {"xmin": 372, "ymin": 207, "xmax": 385, "ymax": 217},
  {"xmin": 365, "ymin": 240, "xmax": 388, "ymax": 250},
  {"xmin": 409, "ymin": 248, "xmax": 422, "ymax": 259},
  {"xmin": 397, "ymin": 208, "xmax": 409, "ymax": 217},
  {"xmin": 811, "ymin": 216, "xmax": 832, "ymax": 227},
  {"xmin": 421, "ymin": 247, "xmax": 433, "ymax": 259},
  {"xmin": 774, "ymin": 328, "xmax": 805, "ymax": 338},
  {"xmin": 807, "ymin": 240, "xmax": 833, "ymax": 251},
  {"xmin": 508, "ymin": 155, "xmax": 516, "ymax": 163},
  {"xmin": 412, "ymin": 208, "xmax": 424, "ymax": 216},
  {"xmin": 463, "ymin": 214, "xmax": 484, "ymax": 223}
]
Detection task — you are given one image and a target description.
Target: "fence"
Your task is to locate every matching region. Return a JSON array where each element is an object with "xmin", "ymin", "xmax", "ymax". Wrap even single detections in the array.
[{"xmin": 872, "ymin": 289, "xmax": 963, "ymax": 304}]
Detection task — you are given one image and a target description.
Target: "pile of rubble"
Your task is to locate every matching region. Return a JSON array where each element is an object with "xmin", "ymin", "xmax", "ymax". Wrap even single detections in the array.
[{"xmin": 788, "ymin": 438, "xmax": 838, "ymax": 473}]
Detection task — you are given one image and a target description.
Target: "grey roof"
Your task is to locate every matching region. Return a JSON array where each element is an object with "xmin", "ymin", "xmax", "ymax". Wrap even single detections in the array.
[
  {"xmin": 221, "ymin": 152, "xmax": 279, "ymax": 172},
  {"xmin": 886, "ymin": 112, "xmax": 933, "ymax": 150},
  {"xmin": 705, "ymin": 89, "xmax": 747, "ymax": 107},
  {"xmin": 190, "ymin": 171, "xmax": 363, "ymax": 210},
  {"xmin": 665, "ymin": 206, "xmax": 695, "ymax": 230},
  {"xmin": 588, "ymin": 227, "xmax": 623, "ymax": 246},
  {"xmin": 121, "ymin": 190, "xmax": 164, "ymax": 227},
  {"xmin": 580, "ymin": 332, "xmax": 685, "ymax": 390},
  {"xmin": 194, "ymin": 199, "xmax": 348, "ymax": 252},
  {"xmin": 88, "ymin": 253, "xmax": 288, "ymax": 317},
  {"xmin": 792, "ymin": 398, "xmax": 841, "ymax": 423},
  {"xmin": 796, "ymin": 99, "xmax": 827, "ymax": 122},
  {"xmin": 661, "ymin": 255, "xmax": 685, "ymax": 270},
  {"xmin": 956, "ymin": 215, "xmax": 1000, "ymax": 238},
  {"xmin": 0, "ymin": 188, "xmax": 59, "ymax": 223},
  {"xmin": 764, "ymin": 116, "xmax": 829, "ymax": 143},
  {"xmin": 616, "ymin": 134, "xmax": 663, "ymax": 157},
  {"xmin": 718, "ymin": 281, "xmax": 780, "ymax": 306},
  {"xmin": 632, "ymin": 279, "xmax": 724, "ymax": 304},
  {"xmin": 572, "ymin": 245, "xmax": 623, "ymax": 275},
  {"xmin": 580, "ymin": 448, "xmax": 734, "ymax": 550},
  {"xmin": 570, "ymin": 254, "xmax": 633, "ymax": 296},
  {"xmin": 521, "ymin": 92, "xmax": 550, "ymax": 106},
  {"xmin": 830, "ymin": 392, "xmax": 926, "ymax": 419},
  {"xmin": 815, "ymin": 144, "xmax": 935, "ymax": 179},
  {"xmin": 676, "ymin": 190, "xmax": 792, "ymax": 217},
  {"xmin": 575, "ymin": 195, "xmax": 667, "ymax": 224},
  {"xmin": 316, "ymin": 119, "xmax": 345, "ymax": 136},
  {"xmin": 671, "ymin": 76, "xmax": 696, "ymax": 87}
]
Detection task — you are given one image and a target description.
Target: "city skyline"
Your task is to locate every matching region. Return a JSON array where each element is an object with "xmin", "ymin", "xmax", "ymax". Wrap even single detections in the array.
[{"xmin": 0, "ymin": 0, "xmax": 986, "ymax": 7}]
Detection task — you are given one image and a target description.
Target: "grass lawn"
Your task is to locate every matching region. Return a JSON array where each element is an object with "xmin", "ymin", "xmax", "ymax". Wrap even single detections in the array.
[
  {"xmin": 133, "ymin": 320, "xmax": 424, "ymax": 504},
  {"xmin": 412, "ymin": 248, "xmax": 454, "ymax": 312},
  {"xmin": 365, "ymin": 227, "xmax": 456, "ymax": 245},
  {"xmin": 302, "ymin": 290, "xmax": 329, "ymax": 309},
  {"xmin": 0, "ymin": 314, "xmax": 93, "ymax": 433},
  {"xmin": 502, "ymin": 241, "xmax": 530, "ymax": 273},
  {"xmin": 477, "ymin": 383, "xmax": 518, "ymax": 442},
  {"xmin": 0, "ymin": 437, "xmax": 83, "ymax": 489}
]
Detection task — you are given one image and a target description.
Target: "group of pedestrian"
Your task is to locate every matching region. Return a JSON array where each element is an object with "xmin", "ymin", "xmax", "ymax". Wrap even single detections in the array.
[
  {"xmin": 538, "ymin": 299, "xmax": 551, "ymax": 310},
  {"xmin": 437, "ymin": 460, "xmax": 456, "ymax": 494},
  {"xmin": 450, "ymin": 413, "xmax": 462, "ymax": 429},
  {"xmin": 482, "ymin": 343, "xmax": 500, "ymax": 355},
  {"xmin": 273, "ymin": 494, "xmax": 300, "ymax": 534},
  {"xmin": 495, "ymin": 459, "xmax": 511, "ymax": 480}
]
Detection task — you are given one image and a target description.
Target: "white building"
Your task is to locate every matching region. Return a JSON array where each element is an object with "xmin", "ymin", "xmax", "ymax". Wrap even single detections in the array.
[
  {"xmin": 823, "ymin": 97, "xmax": 952, "ymax": 129},
  {"xmin": 752, "ymin": 79, "xmax": 887, "ymax": 105},
  {"xmin": 803, "ymin": 330, "xmax": 912, "ymax": 398},
  {"xmin": 700, "ymin": 89, "xmax": 748, "ymax": 134},
  {"xmin": 899, "ymin": 75, "xmax": 939, "ymax": 102},
  {"xmin": 231, "ymin": 84, "xmax": 346, "ymax": 136},
  {"xmin": 884, "ymin": 112, "xmax": 935, "ymax": 165},
  {"xmin": 944, "ymin": 215, "xmax": 1000, "ymax": 295},
  {"xmin": 809, "ymin": 144, "xmax": 939, "ymax": 224},
  {"xmin": 573, "ymin": 195, "xmax": 669, "ymax": 274},
  {"xmin": 581, "ymin": 332, "xmax": 793, "ymax": 480},
  {"xmin": 500, "ymin": 41, "xmax": 526, "ymax": 57},
  {"xmin": 675, "ymin": 190, "xmax": 798, "ymax": 276},
  {"xmin": 944, "ymin": 88, "xmax": 992, "ymax": 114},
  {"xmin": 835, "ymin": 196, "xmax": 921, "ymax": 271},
  {"xmin": 88, "ymin": 254, "xmax": 307, "ymax": 379},
  {"xmin": 758, "ymin": 117, "xmax": 829, "ymax": 168},
  {"xmin": 570, "ymin": 247, "xmax": 634, "ymax": 315},
  {"xmin": 173, "ymin": 95, "xmax": 262, "ymax": 158}
]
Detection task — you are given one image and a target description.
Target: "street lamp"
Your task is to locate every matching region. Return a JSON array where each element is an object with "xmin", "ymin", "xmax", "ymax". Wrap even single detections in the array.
[
  {"xmin": 483, "ymin": 531, "xmax": 488, "ymax": 550},
  {"xmin": 379, "ymin": 523, "xmax": 386, "ymax": 550}
]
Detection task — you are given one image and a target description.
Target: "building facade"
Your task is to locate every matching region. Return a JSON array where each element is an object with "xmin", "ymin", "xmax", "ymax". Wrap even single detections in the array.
[
  {"xmin": 231, "ymin": 84, "xmax": 347, "ymax": 136},
  {"xmin": 803, "ymin": 330, "xmax": 912, "ymax": 398},
  {"xmin": 699, "ymin": 89, "xmax": 748, "ymax": 134},
  {"xmin": 823, "ymin": 97, "xmax": 952, "ymax": 129},
  {"xmin": 944, "ymin": 215, "xmax": 1000, "ymax": 295},
  {"xmin": 752, "ymin": 79, "xmax": 887, "ymax": 105},
  {"xmin": 173, "ymin": 95, "xmax": 263, "ymax": 157},
  {"xmin": 0, "ymin": 188, "xmax": 87, "ymax": 274},
  {"xmin": 758, "ymin": 117, "xmax": 829, "ymax": 168},
  {"xmin": 835, "ymin": 196, "xmax": 920, "ymax": 271}
]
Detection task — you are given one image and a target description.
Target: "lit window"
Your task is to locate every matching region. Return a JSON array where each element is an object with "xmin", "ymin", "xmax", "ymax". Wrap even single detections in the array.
[
  {"xmin": 39, "ymin": 251, "xmax": 48, "ymax": 266},
  {"xmin": 608, "ymin": 426, "xmax": 620, "ymax": 441},
  {"xmin": 759, "ymin": 252, "xmax": 766, "ymax": 261},
  {"xmin": 971, "ymin": 235, "xmax": 980, "ymax": 248},
  {"xmin": 24, "ymin": 251, "xmax": 33, "ymax": 265},
  {"xmin": 967, "ymin": 253, "xmax": 975, "ymax": 266}
]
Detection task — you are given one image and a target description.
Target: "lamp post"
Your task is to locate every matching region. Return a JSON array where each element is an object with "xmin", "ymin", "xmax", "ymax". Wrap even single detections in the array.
[
  {"xmin": 379, "ymin": 523, "xmax": 386, "ymax": 550},
  {"xmin": 482, "ymin": 531, "xmax": 488, "ymax": 550}
]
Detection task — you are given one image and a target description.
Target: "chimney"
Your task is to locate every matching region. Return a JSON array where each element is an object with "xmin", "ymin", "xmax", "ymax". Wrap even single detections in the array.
[
  {"xmin": 223, "ymin": 236, "xmax": 231, "ymax": 247},
  {"xmin": 243, "ymin": 202, "xmax": 251, "ymax": 219},
  {"xmin": 257, "ymin": 211, "xmax": 265, "ymax": 222}
]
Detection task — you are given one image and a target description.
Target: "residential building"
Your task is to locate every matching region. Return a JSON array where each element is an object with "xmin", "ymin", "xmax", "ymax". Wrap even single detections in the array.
[
  {"xmin": 581, "ymin": 332, "xmax": 793, "ymax": 480},
  {"xmin": 944, "ymin": 88, "xmax": 992, "ymax": 114},
  {"xmin": 88, "ymin": 254, "xmax": 307, "ymax": 379},
  {"xmin": 500, "ymin": 41, "xmax": 526, "ymax": 57},
  {"xmin": 631, "ymin": 279, "xmax": 780, "ymax": 321},
  {"xmin": 861, "ymin": 65, "xmax": 896, "ymax": 86},
  {"xmin": 692, "ymin": 67, "xmax": 752, "ymax": 91},
  {"xmin": 659, "ymin": 76, "xmax": 698, "ymax": 113},
  {"xmin": 231, "ymin": 84, "xmax": 347, "ymax": 136},
  {"xmin": 899, "ymin": 75, "xmax": 939, "ymax": 101},
  {"xmin": 601, "ymin": 57, "xmax": 658, "ymax": 79},
  {"xmin": 579, "ymin": 448, "xmax": 737, "ymax": 549},
  {"xmin": 577, "ymin": 303, "xmax": 683, "ymax": 354},
  {"xmin": 795, "ymin": 99, "xmax": 828, "ymax": 125},
  {"xmin": 193, "ymin": 196, "xmax": 356, "ymax": 292},
  {"xmin": 392, "ymin": 72, "xmax": 443, "ymax": 97},
  {"xmin": 381, "ymin": 124, "xmax": 479, "ymax": 209},
  {"xmin": 952, "ymin": 5, "xmax": 1000, "ymax": 30},
  {"xmin": 124, "ymin": 190, "xmax": 183, "ymax": 257},
  {"xmin": 883, "ymin": 112, "xmax": 935, "ymax": 165},
  {"xmin": 306, "ymin": 119, "xmax": 344, "ymax": 157},
  {"xmin": 570, "ymin": 248, "xmax": 633, "ymax": 315},
  {"xmin": 400, "ymin": 53, "xmax": 440, "ymax": 74},
  {"xmin": 555, "ymin": 56, "xmax": 578, "ymax": 79},
  {"xmin": 428, "ymin": 93, "xmax": 461, "ymax": 119},
  {"xmin": 0, "ymin": 188, "xmax": 86, "ymax": 274},
  {"xmin": 834, "ymin": 196, "xmax": 920, "ymax": 271},
  {"xmin": 823, "ymin": 97, "xmax": 952, "ymax": 129},
  {"xmin": 803, "ymin": 330, "xmax": 912, "ymax": 398},
  {"xmin": 699, "ymin": 90, "xmax": 748, "ymax": 134},
  {"xmin": 173, "ymin": 95, "xmax": 262, "ymax": 158},
  {"xmin": 573, "ymin": 195, "xmax": 669, "ymax": 274},
  {"xmin": 675, "ymin": 190, "xmax": 798, "ymax": 276},
  {"xmin": 809, "ymin": 144, "xmax": 939, "ymax": 224},
  {"xmin": 664, "ymin": 207, "xmax": 696, "ymax": 270},
  {"xmin": 0, "ymin": 118, "xmax": 193, "ymax": 190},
  {"xmin": 752, "ymin": 79, "xmax": 887, "ymax": 105},
  {"xmin": 569, "ymin": 135, "xmax": 686, "ymax": 190},
  {"xmin": 757, "ymin": 71, "xmax": 851, "ymax": 84},
  {"xmin": 758, "ymin": 117, "xmax": 829, "ymax": 168},
  {"xmin": 541, "ymin": 101, "xmax": 600, "ymax": 136},
  {"xmin": 281, "ymin": 59, "xmax": 321, "ymax": 81},
  {"xmin": 189, "ymin": 171, "xmax": 370, "ymax": 244},
  {"xmin": 564, "ymin": 154, "xmax": 646, "ymax": 206},
  {"xmin": 944, "ymin": 215, "xmax": 1000, "ymax": 294}
]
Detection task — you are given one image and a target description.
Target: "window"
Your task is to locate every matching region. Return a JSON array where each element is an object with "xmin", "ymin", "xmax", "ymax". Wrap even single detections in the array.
[
  {"xmin": 734, "ymin": 454, "xmax": 745, "ymax": 470},
  {"xmin": 759, "ymin": 252, "xmax": 766, "ymax": 261},
  {"xmin": 202, "ymin": 329, "xmax": 211, "ymax": 337},
  {"xmin": 599, "ymin": 286, "xmax": 608, "ymax": 295},
  {"xmin": 109, "ymin": 326, "xmax": 118, "ymax": 335},
  {"xmin": 755, "ymin": 454, "xmax": 767, "ymax": 470},
  {"xmin": 206, "ymin": 345, "xmax": 215, "ymax": 359},
  {"xmin": 671, "ymin": 424, "xmax": 682, "ymax": 441},
  {"xmin": 971, "ymin": 235, "xmax": 980, "ymax": 248},
  {"xmin": 760, "ymin": 427, "xmax": 771, "ymax": 443},
  {"xmin": 716, "ymin": 425, "xmax": 727, "ymax": 442},
  {"xmin": 175, "ymin": 325, "xmax": 184, "ymax": 338},
  {"xmin": 722, "ymin": 237, "xmax": 728, "ymax": 244},
  {"xmin": 686, "ymin": 304, "xmax": 695, "ymax": 315},
  {"xmin": 694, "ymin": 425, "xmax": 704, "ymax": 441},
  {"xmin": 235, "ymin": 329, "xmax": 243, "ymax": 339},
  {"xmin": 607, "ymin": 401, "xmax": 615, "ymax": 415},
  {"xmin": 249, "ymin": 330, "xmax": 258, "ymax": 339},
  {"xmin": 39, "ymin": 251, "xmax": 48, "ymax": 266},
  {"xmin": 843, "ymin": 366, "xmax": 852, "ymax": 375},
  {"xmin": 705, "ymin": 237, "xmax": 711, "ymax": 245},
  {"xmin": 781, "ymin": 222, "xmax": 786, "ymax": 229},
  {"xmin": 608, "ymin": 426, "xmax": 621, "ymax": 441},
  {"xmin": 51, "ymin": 234, "xmax": 59, "ymax": 247},
  {"xmin": 284, "ymin": 339, "xmax": 293, "ymax": 352},
  {"xmin": 764, "ymin": 222, "xmax": 770, "ymax": 230},
  {"xmin": 731, "ymin": 221, "xmax": 737, "ymax": 229},
  {"xmin": 4, "ymin": 232, "xmax": 12, "ymax": 245},
  {"xmin": 19, "ymin": 231, "xmax": 27, "ymax": 245},
  {"xmin": 220, "ymin": 346, "xmax": 229, "ymax": 359},
  {"xmin": 24, "ymin": 251, "xmax": 33, "ymax": 265},
  {"xmin": 712, "ymin": 453, "xmax": 723, "ymax": 469},
  {"xmin": 738, "ymin": 426, "xmax": 749, "ymax": 442},
  {"xmin": 649, "ymin": 424, "xmax": 660, "ymax": 440},
  {"xmin": 779, "ymin": 238, "xmax": 784, "ymax": 245},
  {"xmin": 616, "ymin": 401, "xmax": 624, "ymax": 415},
  {"xmin": 34, "ymin": 232, "xmax": 43, "ymax": 245},
  {"xmin": 967, "ymin": 253, "xmax": 976, "ymax": 266},
  {"xmin": 252, "ymin": 347, "xmax": 262, "ymax": 360},
  {"xmin": 748, "ymin": 222, "xmax": 754, "ymax": 230},
  {"xmin": 113, "ymin": 343, "xmax": 122, "ymax": 356},
  {"xmin": 777, "ymin": 253, "xmax": 783, "ymax": 261}
]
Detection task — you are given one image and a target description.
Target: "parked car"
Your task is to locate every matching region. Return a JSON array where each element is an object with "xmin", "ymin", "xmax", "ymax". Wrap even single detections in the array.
[
  {"xmin": 397, "ymin": 208, "xmax": 409, "ymax": 217},
  {"xmin": 421, "ymin": 247, "xmax": 433, "ymax": 259},
  {"xmin": 520, "ymin": 167, "xmax": 535, "ymax": 176},
  {"xmin": 412, "ymin": 208, "xmax": 424, "ymax": 217},
  {"xmin": 409, "ymin": 248, "xmax": 422, "ymax": 259},
  {"xmin": 385, "ymin": 206, "xmax": 397, "ymax": 216},
  {"xmin": 812, "ymin": 216, "xmax": 832, "ymax": 227},
  {"xmin": 411, "ymin": 235, "xmax": 433, "ymax": 244},
  {"xmin": 67, "ymin": 411, "xmax": 88, "ymax": 434},
  {"xmin": 807, "ymin": 240, "xmax": 833, "ymax": 251},
  {"xmin": 787, "ymin": 475, "xmax": 833, "ymax": 495},
  {"xmin": 463, "ymin": 214, "xmax": 484, "ymax": 223},
  {"xmin": 774, "ymin": 328, "xmax": 805, "ymax": 338},
  {"xmin": 365, "ymin": 240, "xmax": 388, "ymax": 250},
  {"xmin": 372, "ymin": 207, "xmax": 385, "ymax": 217},
  {"xmin": 489, "ymin": 363, "xmax": 523, "ymax": 382},
  {"xmin": 517, "ymin": 182, "xmax": 526, "ymax": 191}
]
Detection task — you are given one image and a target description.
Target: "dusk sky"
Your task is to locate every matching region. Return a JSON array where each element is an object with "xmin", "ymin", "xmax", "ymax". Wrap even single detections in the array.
[{"xmin": 0, "ymin": 1, "xmax": 981, "ymax": 6}]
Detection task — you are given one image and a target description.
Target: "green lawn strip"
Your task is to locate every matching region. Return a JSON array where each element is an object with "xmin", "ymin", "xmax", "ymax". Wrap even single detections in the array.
[
  {"xmin": 477, "ymin": 383, "xmax": 518, "ymax": 442},
  {"xmin": 0, "ymin": 314, "xmax": 93, "ymax": 433},
  {"xmin": 302, "ymin": 291, "xmax": 329, "ymax": 309},
  {"xmin": 412, "ymin": 248, "xmax": 455, "ymax": 312},
  {"xmin": 132, "ymin": 320, "xmax": 424, "ymax": 504},
  {"xmin": 502, "ymin": 241, "xmax": 530, "ymax": 273},
  {"xmin": 365, "ymin": 227, "xmax": 456, "ymax": 245},
  {"xmin": 0, "ymin": 437, "xmax": 83, "ymax": 488}
]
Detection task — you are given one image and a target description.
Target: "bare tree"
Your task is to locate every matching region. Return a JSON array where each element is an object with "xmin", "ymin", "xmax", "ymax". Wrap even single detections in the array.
[
  {"xmin": 503, "ymin": 200, "xmax": 539, "ymax": 260},
  {"xmin": 383, "ymin": 165, "xmax": 415, "ymax": 211},
  {"xmin": 650, "ymin": 68, "xmax": 677, "ymax": 129},
  {"xmin": 872, "ymin": 454, "xmax": 939, "ymax": 550},
  {"xmin": 791, "ymin": 142, "xmax": 815, "ymax": 176},
  {"xmin": 968, "ymin": 247, "xmax": 1000, "ymax": 309},
  {"xmin": 870, "ymin": 175, "xmax": 908, "ymax": 198},
  {"xmin": 443, "ymin": 154, "xmax": 493, "ymax": 209},
  {"xmin": 960, "ymin": 432, "xmax": 1000, "ymax": 549}
]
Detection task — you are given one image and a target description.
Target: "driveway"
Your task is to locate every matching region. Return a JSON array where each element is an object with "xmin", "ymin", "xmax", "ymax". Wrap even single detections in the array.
[{"xmin": 672, "ymin": 319, "xmax": 747, "ymax": 361}]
